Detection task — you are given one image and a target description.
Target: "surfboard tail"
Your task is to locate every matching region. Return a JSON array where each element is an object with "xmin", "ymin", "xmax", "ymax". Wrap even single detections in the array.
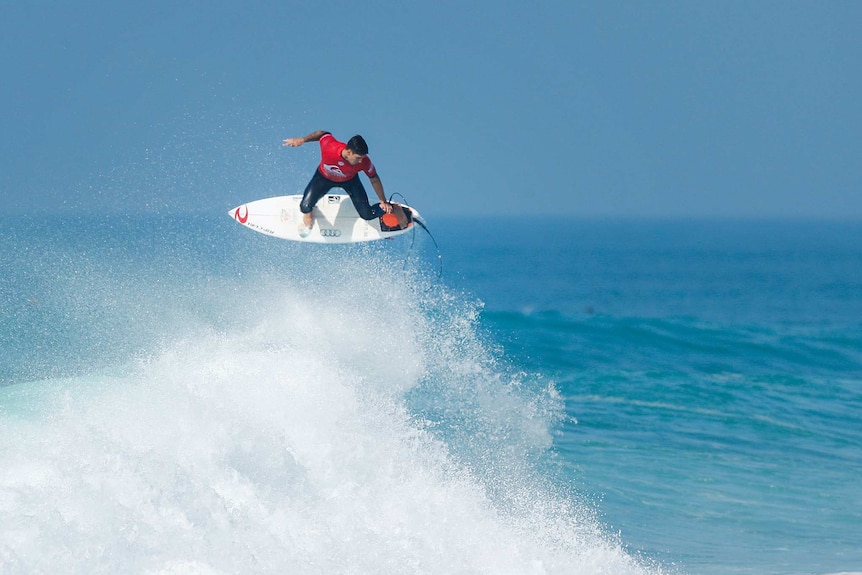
[{"xmin": 380, "ymin": 205, "xmax": 416, "ymax": 232}]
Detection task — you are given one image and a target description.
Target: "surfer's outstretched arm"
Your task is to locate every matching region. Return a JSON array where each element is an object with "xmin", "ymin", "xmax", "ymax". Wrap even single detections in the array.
[{"xmin": 283, "ymin": 130, "xmax": 330, "ymax": 147}]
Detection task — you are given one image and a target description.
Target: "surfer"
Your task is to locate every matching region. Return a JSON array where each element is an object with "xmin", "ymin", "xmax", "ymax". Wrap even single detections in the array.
[{"xmin": 283, "ymin": 131, "xmax": 407, "ymax": 235}]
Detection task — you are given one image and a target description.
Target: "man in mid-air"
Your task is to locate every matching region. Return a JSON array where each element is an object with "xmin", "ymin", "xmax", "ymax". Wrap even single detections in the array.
[{"xmin": 283, "ymin": 130, "xmax": 407, "ymax": 235}]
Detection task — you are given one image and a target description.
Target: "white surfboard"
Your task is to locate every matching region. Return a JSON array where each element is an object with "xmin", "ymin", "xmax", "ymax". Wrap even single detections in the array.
[{"xmin": 228, "ymin": 194, "xmax": 421, "ymax": 244}]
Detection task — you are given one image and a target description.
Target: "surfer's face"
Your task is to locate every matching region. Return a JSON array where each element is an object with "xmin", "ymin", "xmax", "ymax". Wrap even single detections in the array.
[{"xmin": 343, "ymin": 148, "xmax": 366, "ymax": 166}]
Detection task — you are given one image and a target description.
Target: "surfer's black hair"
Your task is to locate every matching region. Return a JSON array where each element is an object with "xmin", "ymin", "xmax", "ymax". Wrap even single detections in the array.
[{"xmin": 346, "ymin": 135, "xmax": 369, "ymax": 155}]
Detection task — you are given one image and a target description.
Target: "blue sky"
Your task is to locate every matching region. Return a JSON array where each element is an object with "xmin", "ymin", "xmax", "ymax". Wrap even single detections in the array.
[{"xmin": 2, "ymin": 1, "xmax": 860, "ymax": 218}]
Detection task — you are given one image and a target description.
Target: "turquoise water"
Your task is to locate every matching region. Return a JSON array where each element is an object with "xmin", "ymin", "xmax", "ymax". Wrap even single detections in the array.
[{"xmin": 2, "ymin": 215, "xmax": 860, "ymax": 574}]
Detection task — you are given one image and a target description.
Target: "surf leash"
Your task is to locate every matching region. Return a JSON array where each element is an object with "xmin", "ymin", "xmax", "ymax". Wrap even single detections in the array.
[{"xmin": 389, "ymin": 193, "xmax": 443, "ymax": 278}]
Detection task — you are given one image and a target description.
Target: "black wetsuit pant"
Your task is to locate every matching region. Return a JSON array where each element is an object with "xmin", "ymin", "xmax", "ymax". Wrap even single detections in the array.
[{"xmin": 299, "ymin": 170, "xmax": 384, "ymax": 221}]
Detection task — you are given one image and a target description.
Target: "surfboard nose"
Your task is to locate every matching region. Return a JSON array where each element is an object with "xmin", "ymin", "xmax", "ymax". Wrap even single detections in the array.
[{"xmin": 229, "ymin": 205, "xmax": 249, "ymax": 224}]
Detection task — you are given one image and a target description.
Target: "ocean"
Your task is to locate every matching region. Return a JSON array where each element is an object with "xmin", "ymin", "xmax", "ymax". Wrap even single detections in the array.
[{"xmin": 1, "ymin": 213, "xmax": 860, "ymax": 575}]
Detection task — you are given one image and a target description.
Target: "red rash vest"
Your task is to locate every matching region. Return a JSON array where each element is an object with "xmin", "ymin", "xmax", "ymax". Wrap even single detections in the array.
[{"xmin": 317, "ymin": 133, "xmax": 377, "ymax": 183}]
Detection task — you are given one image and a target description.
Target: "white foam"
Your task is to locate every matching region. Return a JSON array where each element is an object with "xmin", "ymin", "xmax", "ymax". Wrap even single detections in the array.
[{"xmin": 1, "ymin": 259, "xmax": 661, "ymax": 574}]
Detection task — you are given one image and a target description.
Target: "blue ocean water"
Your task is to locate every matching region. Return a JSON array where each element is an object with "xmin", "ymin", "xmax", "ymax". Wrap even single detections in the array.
[{"xmin": 1, "ymin": 214, "xmax": 860, "ymax": 575}]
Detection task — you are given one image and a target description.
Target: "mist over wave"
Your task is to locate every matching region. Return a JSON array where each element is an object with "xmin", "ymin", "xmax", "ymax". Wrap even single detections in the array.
[{"xmin": 0, "ymin": 217, "xmax": 661, "ymax": 574}]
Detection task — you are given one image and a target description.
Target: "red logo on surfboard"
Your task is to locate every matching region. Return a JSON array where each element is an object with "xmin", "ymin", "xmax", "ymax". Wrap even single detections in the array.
[{"xmin": 234, "ymin": 205, "xmax": 249, "ymax": 224}]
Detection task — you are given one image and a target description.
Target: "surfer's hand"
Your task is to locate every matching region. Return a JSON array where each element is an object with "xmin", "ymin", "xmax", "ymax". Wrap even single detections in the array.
[
  {"xmin": 380, "ymin": 202, "xmax": 393, "ymax": 213},
  {"xmin": 282, "ymin": 138, "xmax": 303, "ymax": 147}
]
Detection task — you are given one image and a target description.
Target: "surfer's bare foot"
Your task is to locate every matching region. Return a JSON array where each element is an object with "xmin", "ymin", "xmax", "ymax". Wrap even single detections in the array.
[{"xmin": 297, "ymin": 212, "xmax": 313, "ymax": 237}]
